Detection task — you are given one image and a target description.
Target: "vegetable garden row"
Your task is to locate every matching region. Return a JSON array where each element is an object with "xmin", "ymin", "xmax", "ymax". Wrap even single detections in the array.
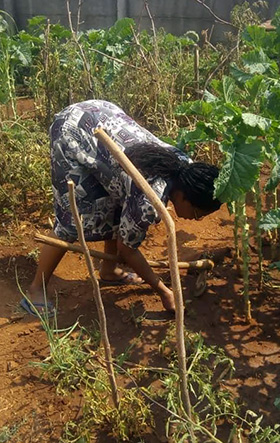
[{"xmin": 0, "ymin": 2, "xmax": 280, "ymax": 441}]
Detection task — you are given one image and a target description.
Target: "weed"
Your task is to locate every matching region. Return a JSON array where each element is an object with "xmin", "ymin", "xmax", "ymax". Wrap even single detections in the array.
[
  {"xmin": 18, "ymin": 289, "xmax": 150, "ymax": 441},
  {"xmin": 27, "ymin": 303, "xmax": 280, "ymax": 442},
  {"xmin": 33, "ymin": 317, "xmax": 153, "ymax": 441},
  {"xmin": 116, "ymin": 333, "xmax": 143, "ymax": 369},
  {"xmin": 158, "ymin": 326, "xmax": 237, "ymax": 440},
  {"xmin": 274, "ymin": 397, "xmax": 280, "ymax": 409},
  {"xmin": 27, "ymin": 247, "xmax": 40, "ymax": 261},
  {"xmin": 31, "ymin": 317, "xmax": 100, "ymax": 395},
  {"xmin": 0, "ymin": 418, "xmax": 25, "ymax": 442},
  {"xmin": 0, "ymin": 119, "xmax": 51, "ymax": 221},
  {"xmin": 156, "ymin": 324, "xmax": 280, "ymax": 442},
  {"xmin": 128, "ymin": 302, "xmax": 147, "ymax": 328}
]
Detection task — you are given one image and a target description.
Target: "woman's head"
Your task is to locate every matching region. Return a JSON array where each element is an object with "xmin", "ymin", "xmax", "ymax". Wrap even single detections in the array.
[
  {"xmin": 125, "ymin": 144, "xmax": 221, "ymax": 218},
  {"xmin": 173, "ymin": 162, "xmax": 221, "ymax": 214}
]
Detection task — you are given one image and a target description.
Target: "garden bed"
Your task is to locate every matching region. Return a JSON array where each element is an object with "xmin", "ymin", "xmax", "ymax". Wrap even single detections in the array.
[{"xmin": 0, "ymin": 191, "xmax": 279, "ymax": 442}]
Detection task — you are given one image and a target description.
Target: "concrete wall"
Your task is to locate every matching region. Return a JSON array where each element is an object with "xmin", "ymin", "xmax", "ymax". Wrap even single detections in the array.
[{"xmin": 1, "ymin": 0, "xmax": 280, "ymax": 41}]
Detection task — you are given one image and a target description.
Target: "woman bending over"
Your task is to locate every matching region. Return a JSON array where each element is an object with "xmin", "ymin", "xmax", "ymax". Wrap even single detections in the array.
[{"xmin": 23, "ymin": 100, "xmax": 221, "ymax": 316}]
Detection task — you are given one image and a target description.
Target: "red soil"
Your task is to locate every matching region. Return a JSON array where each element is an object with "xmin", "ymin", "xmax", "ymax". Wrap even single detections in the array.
[{"xmin": 0, "ymin": 197, "xmax": 279, "ymax": 442}]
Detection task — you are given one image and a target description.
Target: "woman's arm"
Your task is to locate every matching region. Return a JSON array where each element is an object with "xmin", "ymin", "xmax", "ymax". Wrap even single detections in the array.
[{"xmin": 117, "ymin": 238, "xmax": 175, "ymax": 312}]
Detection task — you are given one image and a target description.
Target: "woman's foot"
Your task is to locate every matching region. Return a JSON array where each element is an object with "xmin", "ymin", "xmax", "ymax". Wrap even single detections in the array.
[
  {"xmin": 20, "ymin": 286, "xmax": 54, "ymax": 317},
  {"xmin": 20, "ymin": 298, "xmax": 54, "ymax": 317},
  {"xmin": 28, "ymin": 286, "xmax": 46, "ymax": 304},
  {"xmin": 99, "ymin": 268, "xmax": 143, "ymax": 285},
  {"xmin": 23, "ymin": 287, "xmax": 53, "ymax": 315}
]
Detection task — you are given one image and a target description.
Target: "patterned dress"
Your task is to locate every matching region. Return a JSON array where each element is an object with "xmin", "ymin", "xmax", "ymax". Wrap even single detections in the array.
[{"xmin": 50, "ymin": 100, "xmax": 191, "ymax": 248}]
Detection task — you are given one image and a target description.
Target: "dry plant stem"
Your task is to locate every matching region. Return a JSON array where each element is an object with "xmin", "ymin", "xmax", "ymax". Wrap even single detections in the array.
[
  {"xmin": 233, "ymin": 201, "xmax": 242, "ymax": 275},
  {"xmin": 4, "ymin": 53, "xmax": 17, "ymax": 118},
  {"xmin": 272, "ymin": 188, "xmax": 278, "ymax": 260},
  {"xmin": 194, "ymin": 45, "xmax": 200, "ymax": 98},
  {"xmin": 238, "ymin": 196, "xmax": 251, "ymax": 322},
  {"xmin": 67, "ymin": 180, "xmax": 119, "ymax": 408},
  {"xmin": 94, "ymin": 128, "xmax": 196, "ymax": 439},
  {"xmin": 43, "ymin": 20, "xmax": 52, "ymax": 127},
  {"xmin": 144, "ymin": 1, "xmax": 159, "ymax": 61},
  {"xmin": 130, "ymin": 26, "xmax": 149, "ymax": 66},
  {"xmin": 194, "ymin": 0, "xmax": 237, "ymax": 29},
  {"xmin": 97, "ymin": 355, "xmax": 224, "ymax": 443},
  {"xmin": 76, "ymin": 0, "xmax": 83, "ymax": 32},
  {"xmin": 130, "ymin": 25, "xmax": 158, "ymax": 78},
  {"xmin": 66, "ymin": 0, "xmax": 94, "ymax": 96},
  {"xmin": 88, "ymin": 47, "xmax": 143, "ymax": 71},
  {"xmin": 203, "ymin": 42, "xmax": 239, "ymax": 93},
  {"xmin": 254, "ymin": 181, "xmax": 263, "ymax": 290},
  {"xmin": 201, "ymin": 26, "xmax": 217, "ymax": 52},
  {"xmin": 34, "ymin": 233, "xmax": 214, "ymax": 271}
]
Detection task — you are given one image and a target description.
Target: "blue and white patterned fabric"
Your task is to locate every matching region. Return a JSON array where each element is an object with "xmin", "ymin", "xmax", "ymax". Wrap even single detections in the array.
[{"xmin": 50, "ymin": 100, "xmax": 191, "ymax": 248}]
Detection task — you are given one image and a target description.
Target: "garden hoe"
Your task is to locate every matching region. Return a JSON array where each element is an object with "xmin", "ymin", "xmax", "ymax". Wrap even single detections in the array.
[{"xmin": 35, "ymin": 233, "xmax": 213, "ymax": 298}]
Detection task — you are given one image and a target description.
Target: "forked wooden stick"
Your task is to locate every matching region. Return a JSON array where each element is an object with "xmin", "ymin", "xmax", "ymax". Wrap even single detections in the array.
[
  {"xmin": 68, "ymin": 180, "xmax": 119, "ymax": 408},
  {"xmin": 94, "ymin": 128, "xmax": 195, "ymax": 433},
  {"xmin": 34, "ymin": 233, "xmax": 214, "ymax": 271}
]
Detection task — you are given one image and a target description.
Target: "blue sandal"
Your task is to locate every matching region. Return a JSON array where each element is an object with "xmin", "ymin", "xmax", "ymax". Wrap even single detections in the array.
[{"xmin": 20, "ymin": 298, "xmax": 55, "ymax": 317}]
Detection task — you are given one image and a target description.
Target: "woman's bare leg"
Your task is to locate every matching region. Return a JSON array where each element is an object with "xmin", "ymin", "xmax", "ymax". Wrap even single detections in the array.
[
  {"xmin": 100, "ymin": 239, "xmax": 142, "ymax": 283},
  {"xmin": 28, "ymin": 230, "xmax": 66, "ymax": 304}
]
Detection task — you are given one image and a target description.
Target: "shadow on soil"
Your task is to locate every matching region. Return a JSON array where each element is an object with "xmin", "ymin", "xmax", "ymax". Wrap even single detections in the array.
[{"xmin": 0, "ymin": 247, "xmax": 279, "ymax": 437}]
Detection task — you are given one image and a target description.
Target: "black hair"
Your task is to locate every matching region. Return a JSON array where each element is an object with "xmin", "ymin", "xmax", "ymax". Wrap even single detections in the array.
[{"xmin": 125, "ymin": 144, "xmax": 221, "ymax": 212}]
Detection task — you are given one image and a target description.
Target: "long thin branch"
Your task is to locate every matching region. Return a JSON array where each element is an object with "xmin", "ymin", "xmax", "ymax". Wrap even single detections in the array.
[
  {"xmin": 76, "ymin": 0, "xmax": 83, "ymax": 32},
  {"xmin": 194, "ymin": 0, "xmax": 238, "ymax": 29},
  {"xmin": 130, "ymin": 25, "xmax": 154, "ymax": 71},
  {"xmin": 34, "ymin": 233, "xmax": 214, "ymax": 270},
  {"xmin": 130, "ymin": 23, "xmax": 159, "ymax": 77},
  {"xmin": 88, "ymin": 47, "xmax": 144, "ymax": 72},
  {"xmin": 43, "ymin": 20, "xmax": 51, "ymax": 126},
  {"xmin": 194, "ymin": 45, "xmax": 200, "ymax": 99},
  {"xmin": 67, "ymin": 180, "xmax": 119, "ymax": 408},
  {"xmin": 203, "ymin": 42, "xmax": 239, "ymax": 93},
  {"xmin": 66, "ymin": 0, "xmax": 94, "ymax": 96},
  {"xmin": 94, "ymin": 128, "xmax": 196, "ymax": 440},
  {"xmin": 144, "ymin": 1, "xmax": 159, "ymax": 61}
]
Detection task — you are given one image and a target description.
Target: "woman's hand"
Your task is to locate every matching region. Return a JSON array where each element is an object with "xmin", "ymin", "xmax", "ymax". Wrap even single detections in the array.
[
  {"xmin": 156, "ymin": 284, "xmax": 176, "ymax": 312},
  {"xmin": 117, "ymin": 238, "xmax": 175, "ymax": 312}
]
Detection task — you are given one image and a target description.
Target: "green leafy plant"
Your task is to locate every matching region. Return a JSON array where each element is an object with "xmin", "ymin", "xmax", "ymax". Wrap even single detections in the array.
[
  {"xmin": 0, "ymin": 420, "xmax": 25, "ymax": 443},
  {"xmin": 159, "ymin": 327, "xmax": 236, "ymax": 441},
  {"xmin": 31, "ymin": 312, "xmax": 153, "ymax": 442},
  {"xmin": 175, "ymin": 8, "xmax": 280, "ymax": 318},
  {"xmin": 157, "ymin": 325, "xmax": 280, "ymax": 442},
  {"xmin": 0, "ymin": 12, "xmax": 32, "ymax": 117}
]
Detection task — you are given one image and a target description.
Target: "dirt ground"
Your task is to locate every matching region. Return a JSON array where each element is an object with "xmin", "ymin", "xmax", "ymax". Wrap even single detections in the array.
[{"xmin": 0, "ymin": 195, "xmax": 280, "ymax": 442}]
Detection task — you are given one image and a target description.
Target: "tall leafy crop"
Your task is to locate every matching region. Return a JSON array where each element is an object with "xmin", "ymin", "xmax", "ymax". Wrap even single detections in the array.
[
  {"xmin": 176, "ymin": 10, "xmax": 280, "ymax": 319},
  {"xmin": 0, "ymin": 13, "xmax": 32, "ymax": 116},
  {"xmin": 0, "ymin": 12, "xmax": 225, "ymax": 133}
]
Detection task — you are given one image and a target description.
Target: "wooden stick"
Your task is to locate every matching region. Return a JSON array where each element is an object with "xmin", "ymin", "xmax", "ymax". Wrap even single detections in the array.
[
  {"xmin": 34, "ymin": 233, "xmax": 214, "ymax": 271},
  {"xmin": 67, "ymin": 180, "xmax": 119, "ymax": 408},
  {"xmin": 94, "ymin": 128, "xmax": 194, "ymax": 431},
  {"xmin": 194, "ymin": 44, "xmax": 200, "ymax": 99}
]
